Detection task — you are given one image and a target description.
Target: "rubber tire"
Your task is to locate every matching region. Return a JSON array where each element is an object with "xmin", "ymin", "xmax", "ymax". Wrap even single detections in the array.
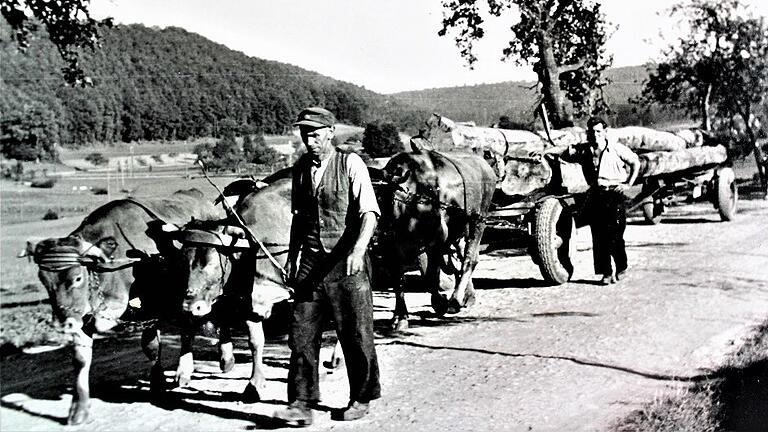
[
  {"xmin": 641, "ymin": 200, "xmax": 663, "ymax": 225},
  {"xmin": 532, "ymin": 198, "xmax": 575, "ymax": 285},
  {"xmin": 716, "ymin": 167, "xmax": 737, "ymax": 221}
]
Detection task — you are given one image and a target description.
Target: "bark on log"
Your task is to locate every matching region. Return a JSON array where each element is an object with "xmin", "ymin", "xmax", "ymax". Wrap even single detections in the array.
[
  {"xmin": 609, "ymin": 127, "xmax": 687, "ymax": 152},
  {"xmin": 639, "ymin": 145, "xmax": 728, "ymax": 177}
]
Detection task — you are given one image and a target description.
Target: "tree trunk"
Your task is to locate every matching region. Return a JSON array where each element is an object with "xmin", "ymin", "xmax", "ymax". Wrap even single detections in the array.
[
  {"xmin": 536, "ymin": 30, "xmax": 572, "ymax": 128},
  {"xmin": 743, "ymin": 118, "xmax": 767, "ymax": 194},
  {"xmin": 701, "ymin": 83, "xmax": 712, "ymax": 132}
]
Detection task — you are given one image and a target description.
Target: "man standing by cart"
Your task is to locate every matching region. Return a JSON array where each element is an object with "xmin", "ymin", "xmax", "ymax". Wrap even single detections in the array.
[
  {"xmin": 274, "ymin": 107, "xmax": 381, "ymax": 426},
  {"xmin": 571, "ymin": 117, "xmax": 640, "ymax": 285}
]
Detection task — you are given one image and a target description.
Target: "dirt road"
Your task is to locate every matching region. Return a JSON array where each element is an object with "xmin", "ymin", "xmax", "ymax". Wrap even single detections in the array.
[{"xmin": 2, "ymin": 198, "xmax": 768, "ymax": 431}]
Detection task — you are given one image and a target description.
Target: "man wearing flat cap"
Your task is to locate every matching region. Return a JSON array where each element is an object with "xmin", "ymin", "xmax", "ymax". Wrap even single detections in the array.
[{"xmin": 274, "ymin": 107, "xmax": 381, "ymax": 426}]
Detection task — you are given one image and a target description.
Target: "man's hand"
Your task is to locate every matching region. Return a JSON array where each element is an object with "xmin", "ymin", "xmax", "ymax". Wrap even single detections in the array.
[
  {"xmin": 613, "ymin": 183, "xmax": 630, "ymax": 194},
  {"xmin": 345, "ymin": 248, "xmax": 366, "ymax": 276}
]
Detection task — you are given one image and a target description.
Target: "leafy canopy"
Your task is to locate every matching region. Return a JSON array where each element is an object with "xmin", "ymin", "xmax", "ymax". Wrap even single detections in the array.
[
  {"xmin": 362, "ymin": 122, "xmax": 403, "ymax": 158},
  {"xmin": 1, "ymin": 0, "xmax": 113, "ymax": 85},
  {"xmin": 639, "ymin": 0, "xmax": 768, "ymax": 190},
  {"xmin": 439, "ymin": 0, "xmax": 614, "ymax": 123}
]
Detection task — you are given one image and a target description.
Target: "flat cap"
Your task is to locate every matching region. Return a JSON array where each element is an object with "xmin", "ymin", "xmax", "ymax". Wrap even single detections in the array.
[{"xmin": 293, "ymin": 107, "xmax": 336, "ymax": 128}]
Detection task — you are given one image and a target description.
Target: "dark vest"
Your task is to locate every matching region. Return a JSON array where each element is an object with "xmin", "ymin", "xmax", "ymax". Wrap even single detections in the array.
[{"xmin": 292, "ymin": 150, "xmax": 360, "ymax": 253}]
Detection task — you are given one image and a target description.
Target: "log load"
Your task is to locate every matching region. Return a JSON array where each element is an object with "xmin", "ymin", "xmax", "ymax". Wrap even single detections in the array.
[
  {"xmin": 413, "ymin": 114, "xmax": 725, "ymax": 197},
  {"xmin": 419, "ymin": 114, "xmax": 706, "ymax": 154}
]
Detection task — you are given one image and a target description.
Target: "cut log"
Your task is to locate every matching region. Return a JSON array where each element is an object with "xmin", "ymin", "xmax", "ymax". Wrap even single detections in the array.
[
  {"xmin": 639, "ymin": 145, "xmax": 728, "ymax": 178},
  {"xmin": 609, "ymin": 126, "xmax": 687, "ymax": 152}
]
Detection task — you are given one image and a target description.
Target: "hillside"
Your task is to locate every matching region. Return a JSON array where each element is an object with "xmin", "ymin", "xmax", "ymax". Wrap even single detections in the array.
[
  {"xmin": 390, "ymin": 66, "xmax": 687, "ymax": 128},
  {"xmin": 0, "ymin": 23, "xmax": 429, "ymax": 156}
]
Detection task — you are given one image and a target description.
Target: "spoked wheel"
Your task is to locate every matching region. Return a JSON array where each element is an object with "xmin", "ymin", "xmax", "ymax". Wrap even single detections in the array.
[
  {"xmin": 716, "ymin": 167, "xmax": 737, "ymax": 221},
  {"xmin": 531, "ymin": 198, "xmax": 576, "ymax": 285}
]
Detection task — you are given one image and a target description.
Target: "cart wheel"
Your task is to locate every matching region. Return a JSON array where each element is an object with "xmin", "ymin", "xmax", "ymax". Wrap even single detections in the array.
[
  {"xmin": 716, "ymin": 167, "xmax": 737, "ymax": 221},
  {"xmin": 532, "ymin": 198, "xmax": 575, "ymax": 285},
  {"xmin": 641, "ymin": 200, "xmax": 663, "ymax": 225}
]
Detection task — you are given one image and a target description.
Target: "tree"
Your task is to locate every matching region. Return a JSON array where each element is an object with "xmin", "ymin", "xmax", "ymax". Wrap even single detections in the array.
[
  {"xmin": 639, "ymin": 0, "xmax": 768, "ymax": 193},
  {"xmin": 242, "ymin": 134, "xmax": 255, "ymax": 162},
  {"xmin": 244, "ymin": 133, "xmax": 280, "ymax": 166},
  {"xmin": 362, "ymin": 122, "xmax": 404, "ymax": 158},
  {"xmin": 440, "ymin": 0, "xmax": 613, "ymax": 128},
  {"xmin": 0, "ymin": 101, "xmax": 59, "ymax": 161},
  {"xmin": 209, "ymin": 131, "xmax": 244, "ymax": 172},
  {"xmin": 2, "ymin": 0, "xmax": 113, "ymax": 85}
]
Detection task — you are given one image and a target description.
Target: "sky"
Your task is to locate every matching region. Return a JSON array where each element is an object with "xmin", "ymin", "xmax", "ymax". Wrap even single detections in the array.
[{"xmin": 88, "ymin": 0, "xmax": 768, "ymax": 94}]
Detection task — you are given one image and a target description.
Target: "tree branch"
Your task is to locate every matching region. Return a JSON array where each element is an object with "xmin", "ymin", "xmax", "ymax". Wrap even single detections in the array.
[
  {"xmin": 558, "ymin": 59, "xmax": 585, "ymax": 76},
  {"xmin": 550, "ymin": 0, "xmax": 574, "ymax": 22}
]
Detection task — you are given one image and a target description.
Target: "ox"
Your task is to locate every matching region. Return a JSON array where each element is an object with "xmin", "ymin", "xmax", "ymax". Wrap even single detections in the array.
[
  {"xmin": 376, "ymin": 150, "xmax": 496, "ymax": 329},
  {"xmin": 173, "ymin": 177, "xmax": 293, "ymax": 400},
  {"xmin": 23, "ymin": 189, "xmax": 226, "ymax": 425}
]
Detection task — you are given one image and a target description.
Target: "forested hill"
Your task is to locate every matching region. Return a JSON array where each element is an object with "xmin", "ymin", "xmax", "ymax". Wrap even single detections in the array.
[
  {"xmin": 389, "ymin": 66, "xmax": 681, "ymax": 127},
  {"xmin": 0, "ymin": 23, "xmax": 429, "ymax": 153}
]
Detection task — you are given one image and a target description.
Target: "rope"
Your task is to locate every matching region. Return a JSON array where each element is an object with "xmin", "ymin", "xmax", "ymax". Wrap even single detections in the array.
[{"xmin": 34, "ymin": 247, "xmax": 140, "ymax": 273}]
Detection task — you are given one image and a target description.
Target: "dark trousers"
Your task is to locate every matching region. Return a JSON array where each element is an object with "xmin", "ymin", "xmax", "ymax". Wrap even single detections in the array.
[
  {"xmin": 287, "ymin": 252, "xmax": 381, "ymax": 404},
  {"xmin": 588, "ymin": 187, "xmax": 628, "ymax": 276}
]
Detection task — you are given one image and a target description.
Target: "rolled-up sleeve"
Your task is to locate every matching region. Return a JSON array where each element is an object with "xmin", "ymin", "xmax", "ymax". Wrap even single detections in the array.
[{"xmin": 347, "ymin": 153, "xmax": 380, "ymax": 218}]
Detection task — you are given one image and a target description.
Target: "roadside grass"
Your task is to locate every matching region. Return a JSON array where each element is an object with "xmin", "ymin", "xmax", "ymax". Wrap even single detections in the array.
[
  {"xmin": 613, "ymin": 320, "xmax": 768, "ymax": 432},
  {"xmin": 614, "ymin": 382, "xmax": 719, "ymax": 432}
]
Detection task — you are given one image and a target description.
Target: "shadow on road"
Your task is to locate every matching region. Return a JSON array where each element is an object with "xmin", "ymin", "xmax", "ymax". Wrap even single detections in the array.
[
  {"xmin": 0, "ymin": 399, "xmax": 67, "ymax": 425},
  {"xmin": 660, "ymin": 217, "xmax": 719, "ymax": 224},
  {"xmin": 473, "ymin": 277, "xmax": 551, "ymax": 290},
  {"xmin": 382, "ymin": 340, "xmax": 717, "ymax": 383},
  {"xmin": 625, "ymin": 241, "xmax": 690, "ymax": 249}
]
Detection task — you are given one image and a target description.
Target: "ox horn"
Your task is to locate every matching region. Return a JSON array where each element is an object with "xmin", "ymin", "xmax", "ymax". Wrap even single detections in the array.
[
  {"xmin": 161, "ymin": 222, "xmax": 180, "ymax": 232},
  {"xmin": 17, "ymin": 239, "xmax": 40, "ymax": 262}
]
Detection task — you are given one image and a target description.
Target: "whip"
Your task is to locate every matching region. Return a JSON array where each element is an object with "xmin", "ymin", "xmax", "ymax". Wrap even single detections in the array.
[{"xmin": 196, "ymin": 160, "xmax": 287, "ymax": 280}]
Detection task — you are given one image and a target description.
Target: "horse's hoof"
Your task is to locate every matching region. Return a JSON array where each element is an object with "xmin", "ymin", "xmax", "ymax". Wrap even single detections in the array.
[
  {"xmin": 391, "ymin": 318, "xmax": 409, "ymax": 333},
  {"xmin": 220, "ymin": 355, "xmax": 235, "ymax": 373},
  {"xmin": 463, "ymin": 290, "xmax": 476, "ymax": 308},
  {"xmin": 431, "ymin": 293, "xmax": 449, "ymax": 317},
  {"xmin": 175, "ymin": 374, "xmax": 191, "ymax": 388},
  {"xmin": 150, "ymin": 368, "xmax": 168, "ymax": 394},
  {"xmin": 67, "ymin": 401, "xmax": 90, "ymax": 425},
  {"xmin": 242, "ymin": 382, "xmax": 261, "ymax": 403},
  {"xmin": 446, "ymin": 298, "xmax": 462, "ymax": 314}
]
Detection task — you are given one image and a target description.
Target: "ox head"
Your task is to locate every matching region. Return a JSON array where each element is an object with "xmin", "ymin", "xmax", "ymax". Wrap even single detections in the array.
[
  {"xmin": 32, "ymin": 236, "xmax": 116, "ymax": 334},
  {"xmin": 379, "ymin": 152, "xmax": 444, "ymax": 237},
  {"xmin": 177, "ymin": 219, "xmax": 291, "ymax": 321},
  {"xmin": 176, "ymin": 222, "xmax": 242, "ymax": 318}
]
